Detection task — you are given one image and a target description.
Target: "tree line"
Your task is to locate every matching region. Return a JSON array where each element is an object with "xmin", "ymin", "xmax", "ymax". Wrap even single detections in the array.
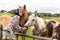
[{"xmin": 0, "ymin": 10, "xmax": 60, "ymax": 17}]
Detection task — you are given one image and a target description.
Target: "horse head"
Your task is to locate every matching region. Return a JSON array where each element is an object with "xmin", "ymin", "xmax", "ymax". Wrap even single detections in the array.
[
  {"xmin": 18, "ymin": 5, "xmax": 28, "ymax": 26},
  {"xmin": 46, "ymin": 19, "xmax": 58, "ymax": 38}
]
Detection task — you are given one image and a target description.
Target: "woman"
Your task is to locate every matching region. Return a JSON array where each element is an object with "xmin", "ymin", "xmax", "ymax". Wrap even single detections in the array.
[{"xmin": 2, "ymin": 8, "xmax": 27, "ymax": 40}]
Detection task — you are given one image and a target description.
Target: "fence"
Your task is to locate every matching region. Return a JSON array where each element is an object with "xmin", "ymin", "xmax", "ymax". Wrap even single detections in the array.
[
  {"xmin": 0, "ymin": 25, "xmax": 3, "ymax": 40},
  {"xmin": 0, "ymin": 25, "xmax": 57, "ymax": 40},
  {"xmin": 15, "ymin": 33, "xmax": 57, "ymax": 40}
]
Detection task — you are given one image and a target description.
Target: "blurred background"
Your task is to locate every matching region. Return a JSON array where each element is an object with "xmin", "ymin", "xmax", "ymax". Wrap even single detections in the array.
[{"xmin": 0, "ymin": 0, "xmax": 60, "ymax": 40}]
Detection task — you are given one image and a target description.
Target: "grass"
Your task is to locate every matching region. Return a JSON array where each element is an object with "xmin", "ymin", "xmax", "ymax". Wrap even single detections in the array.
[
  {"xmin": 18, "ymin": 17, "xmax": 60, "ymax": 40},
  {"xmin": 43, "ymin": 17, "xmax": 60, "ymax": 23},
  {"xmin": 0, "ymin": 13, "xmax": 60, "ymax": 40},
  {"xmin": 18, "ymin": 27, "xmax": 33, "ymax": 40},
  {"xmin": 0, "ymin": 12, "xmax": 14, "ymax": 16},
  {"xmin": 0, "ymin": 13, "xmax": 33, "ymax": 40}
]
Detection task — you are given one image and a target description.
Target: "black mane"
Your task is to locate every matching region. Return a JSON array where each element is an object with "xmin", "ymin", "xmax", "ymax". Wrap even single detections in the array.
[{"xmin": 46, "ymin": 21, "xmax": 53, "ymax": 37}]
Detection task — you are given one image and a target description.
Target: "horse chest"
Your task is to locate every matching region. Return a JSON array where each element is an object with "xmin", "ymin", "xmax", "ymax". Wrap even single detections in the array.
[
  {"xmin": 19, "ymin": 16, "xmax": 27, "ymax": 27},
  {"xmin": 32, "ymin": 21, "xmax": 40, "ymax": 35},
  {"xmin": 19, "ymin": 17, "xmax": 25, "ymax": 26},
  {"xmin": 33, "ymin": 26, "xmax": 40, "ymax": 35}
]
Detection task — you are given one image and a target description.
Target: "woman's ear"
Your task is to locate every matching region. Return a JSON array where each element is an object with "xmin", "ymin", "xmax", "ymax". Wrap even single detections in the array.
[{"xmin": 24, "ymin": 5, "xmax": 26, "ymax": 9}]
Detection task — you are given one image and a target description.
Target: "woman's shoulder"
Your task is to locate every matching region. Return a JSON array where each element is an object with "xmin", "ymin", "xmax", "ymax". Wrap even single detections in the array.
[
  {"xmin": 13, "ymin": 15, "xmax": 20, "ymax": 18},
  {"xmin": 11, "ymin": 15, "xmax": 20, "ymax": 20}
]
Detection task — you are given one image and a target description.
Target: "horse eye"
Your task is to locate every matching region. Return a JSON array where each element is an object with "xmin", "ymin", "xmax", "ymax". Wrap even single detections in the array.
[
  {"xmin": 32, "ymin": 19, "xmax": 35, "ymax": 21},
  {"xmin": 19, "ymin": 7, "xmax": 21, "ymax": 8}
]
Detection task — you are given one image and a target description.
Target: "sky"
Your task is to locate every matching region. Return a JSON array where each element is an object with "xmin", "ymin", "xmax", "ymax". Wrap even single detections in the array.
[{"xmin": 0, "ymin": 0, "xmax": 60, "ymax": 13}]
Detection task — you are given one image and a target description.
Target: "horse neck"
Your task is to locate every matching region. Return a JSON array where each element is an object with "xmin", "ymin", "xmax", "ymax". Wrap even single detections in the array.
[
  {"xmin": 19, "ymin": 13, "xmax": 28, "ymax": 26},
  {"xmin": 34, "ymin": 17, "xmax": 39, "ymax": 29}
]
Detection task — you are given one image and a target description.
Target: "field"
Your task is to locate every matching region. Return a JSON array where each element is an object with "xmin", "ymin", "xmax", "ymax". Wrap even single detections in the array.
[
  {"xmin": 0, "ymin": 13, "xmax": 14, "ymax": 16},
  {"xmin": 0, "ymin": 13, "xmax": 60, "ymax": 40}
]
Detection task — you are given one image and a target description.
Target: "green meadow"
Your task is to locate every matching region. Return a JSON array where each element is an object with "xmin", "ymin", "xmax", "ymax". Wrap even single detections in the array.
[
  {"xmin": 0, "ymin": 13, "xmax": 60, "ymax": 40},
  {"xmin": 0, "ymin": 13, "xmax": 14, "ymax": 16}
]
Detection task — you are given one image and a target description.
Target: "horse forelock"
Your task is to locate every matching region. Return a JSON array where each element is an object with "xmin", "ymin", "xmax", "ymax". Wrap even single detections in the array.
[
  {"xmin": 29, "ymin": 14, "xmax": 35, "ymax": 17},
  {"xmin": 29, "ymin": 14, "xmax": 35, "ymax": 19}
]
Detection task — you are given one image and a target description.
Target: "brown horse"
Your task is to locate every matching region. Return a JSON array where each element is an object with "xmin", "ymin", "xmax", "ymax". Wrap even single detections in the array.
[
  {"xmin": 19, "ymin": 5, "xmax": 28, "ymax": 27},
  {"xmin": 46, "ymin": 19, "xmax": 59, "ymax": 38},
  {"xmin": 16, "ymin": 5, "xmax": 28, "ymax": 40},
  {"xmin": 56, "ymin": 24, "xmax": 60, "ymax": 40},
  {"xmin": 0, "ymin": 15, "xmax": 11, "ymax": 29}
]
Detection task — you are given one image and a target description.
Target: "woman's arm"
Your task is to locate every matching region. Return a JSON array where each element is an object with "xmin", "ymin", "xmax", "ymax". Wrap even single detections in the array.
[
  {"xmin": 14, "ymin": 25, "xmax": 22, "ymax": 32},
  {"xmin": 11, "ymin": 15, "xmax": 22, "ymax": 31},
  {"xmin": 10, "ymin": 15, "xmax": 27, "ymax": 32}
]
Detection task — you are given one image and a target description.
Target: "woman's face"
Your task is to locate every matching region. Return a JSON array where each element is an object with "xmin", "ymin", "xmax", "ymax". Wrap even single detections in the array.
[
  {"xmin": 18, "ymin": 5, "xmax": 26, "ymax": 16},
  {"xmin": 19, "ymin": 6, "xmax": 24, "ymax": 16},
  {"xmin": 19, "ymin": 12, "xmax": 23, "ymax": 16}
]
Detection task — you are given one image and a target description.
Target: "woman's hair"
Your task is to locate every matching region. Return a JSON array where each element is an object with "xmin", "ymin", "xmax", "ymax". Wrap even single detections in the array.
[{"xmin": 14, "ymin": 9, "xmax": 19, "ymax": 15}]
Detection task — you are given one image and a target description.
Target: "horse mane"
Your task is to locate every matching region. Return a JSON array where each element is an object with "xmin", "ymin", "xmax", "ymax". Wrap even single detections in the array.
[
  {"xmin": 56, "ymin": 24, "xmax": 60, "ymax": 33},
  {"xmin": 19, "ymin": 7, "xmax": 28, "ymax": 26},
  {"xmin": 46, "ymin": 21, "xmax": 53, "ymax": 37},
  {"xmin": 36, "ymin": 16, "xmax": 45, "ymax": 29},
  {"xmin": 56, "ymin": 24, "xmax": 60, "ymax": 39},
  {"xmin": 46, "ymin": 20, "xmax": 57, "ymax": 37}
]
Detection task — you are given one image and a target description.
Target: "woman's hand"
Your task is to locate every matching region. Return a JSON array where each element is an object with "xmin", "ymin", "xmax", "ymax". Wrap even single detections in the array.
[
  {"xmin": 22, "ymin": 27, "xmax": 27, "ymax": 30},
  {"xmin": 21, "ymin": 27, "xmax": 28, "ymax": 33}
]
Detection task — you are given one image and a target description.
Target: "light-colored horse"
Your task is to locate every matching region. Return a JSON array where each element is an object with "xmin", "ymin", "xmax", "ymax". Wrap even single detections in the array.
[
  {"xmin": 0, "ymin": 15, "xmax": 11, "ymax": 29},
  {"xmin": 24, "ymin": 14, "xmax": 47, "ymax": 40}
]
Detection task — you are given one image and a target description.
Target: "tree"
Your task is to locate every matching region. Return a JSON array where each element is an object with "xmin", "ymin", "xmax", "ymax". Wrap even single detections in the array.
[
  {"xmin": 8, "ymin": 9, "xmax": 15, "ymax": 14},
  {"xmin": 28, "ymin": 11, "xmax": 32, "ymax": 16},
  {"xmin": 34, "ymin": 10, "xmax": 37, "ymax": 13},
  {"xmin": 0, "ymin": 10, "xmax": 7, "ymax": 13}
]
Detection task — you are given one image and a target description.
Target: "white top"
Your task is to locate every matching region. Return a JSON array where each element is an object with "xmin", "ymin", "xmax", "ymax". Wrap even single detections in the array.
[{"xmin": 3, "ymin": 15, "xmax": 22, "ymax": 33}]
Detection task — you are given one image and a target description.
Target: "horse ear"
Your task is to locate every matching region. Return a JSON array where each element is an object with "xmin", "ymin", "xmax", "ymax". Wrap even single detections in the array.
[
  {"xmin": 35, "ymin": 13, "xmax": 37, "ymax": 17},
  {"xmin": 18, "ymin": 5, "xmax": 21, "ymax": 8},
  {"xmin": 35, "ymin": 14, "xmax": 36, "ymax": 17},
  {"xmin": 24, "ymin": 5, "xmax": 26, "ymax": 9}
]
